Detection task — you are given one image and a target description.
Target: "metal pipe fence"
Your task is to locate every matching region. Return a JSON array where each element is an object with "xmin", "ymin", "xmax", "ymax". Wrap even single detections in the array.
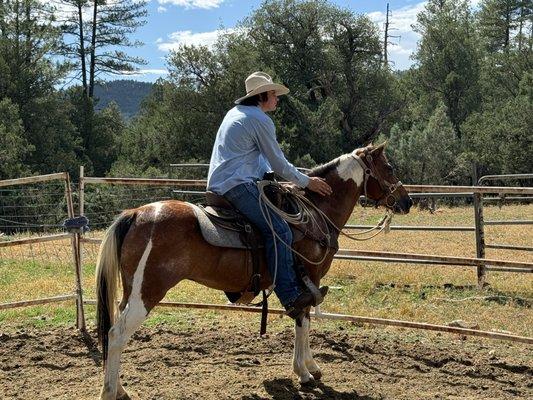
[
  {"xmin": 2, "ymin": 169, "xmax": 531, "ymax": 343},
  {"xmin": 80, "ymin": 175, "xmax": 533, "ymax": 284},
  {"xmin": 476, "ymin": 174, "xmax": 533, "ymax": 264}
]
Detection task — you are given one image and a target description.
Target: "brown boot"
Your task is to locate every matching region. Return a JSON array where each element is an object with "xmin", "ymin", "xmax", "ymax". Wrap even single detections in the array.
[{"xmin": 285, "ymin": 286, "xmax": 329, "ymax": 319}]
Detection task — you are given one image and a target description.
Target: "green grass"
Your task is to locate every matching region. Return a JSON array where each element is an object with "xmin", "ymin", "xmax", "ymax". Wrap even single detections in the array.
[{"xmin": 0, "ymin": 204, "xmax": 531, "ymax": 337}]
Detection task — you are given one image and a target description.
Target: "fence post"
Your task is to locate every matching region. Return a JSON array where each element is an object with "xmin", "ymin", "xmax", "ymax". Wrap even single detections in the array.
[
  {"xmin": 65, "ymin": 172, "xmax": 86, "ymax": 331},
  {"xmin": 473, "ymin": 192, "xmax": 486, "ymax": 289},
  {"xmin": 472, "ymin": 164, "xmax": 486, "ymax": 289}
]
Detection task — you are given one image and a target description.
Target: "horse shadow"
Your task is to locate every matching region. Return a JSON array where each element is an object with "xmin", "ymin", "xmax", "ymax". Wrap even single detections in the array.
[{"xmin": 241, "ymin": 378, "xmax": 379, "ymax": 400}]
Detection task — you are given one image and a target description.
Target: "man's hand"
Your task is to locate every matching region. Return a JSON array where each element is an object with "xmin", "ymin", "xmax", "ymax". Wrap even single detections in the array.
[{"xmin": 307, "ymin": 177, "xmax": 332, "ymax": 196}]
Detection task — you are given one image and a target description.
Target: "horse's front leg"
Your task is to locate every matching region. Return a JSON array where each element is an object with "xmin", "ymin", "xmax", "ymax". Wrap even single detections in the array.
[
  {"xmin": 293, "ymin": 308, "xmax": 319, "ymax": 384},
  {"xmin": 303, "ymin": 309, "xmax": 322, "ymax": 380}
]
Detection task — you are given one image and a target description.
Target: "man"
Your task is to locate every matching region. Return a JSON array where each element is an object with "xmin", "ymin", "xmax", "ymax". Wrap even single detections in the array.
[{"xmin": 207, "ymin": 72, "xmax": 332, "ymax": 318}]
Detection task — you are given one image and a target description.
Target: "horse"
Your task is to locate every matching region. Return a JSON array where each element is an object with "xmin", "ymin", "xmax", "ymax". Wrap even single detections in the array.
[{"xmin": 95, "ymin": 143, "xmax": 412, "ymax": 400}]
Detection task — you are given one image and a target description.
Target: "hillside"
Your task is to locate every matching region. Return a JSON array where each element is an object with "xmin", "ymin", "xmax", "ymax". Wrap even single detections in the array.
[{"xmin": 94, "ymin": 79, "xmax": 153, "ymax": 119}]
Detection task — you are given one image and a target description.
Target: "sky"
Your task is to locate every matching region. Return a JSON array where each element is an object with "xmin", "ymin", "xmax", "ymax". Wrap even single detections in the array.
[{"xmin": 113, "ymin": 0, "xmax": 476, "ymax": 82}]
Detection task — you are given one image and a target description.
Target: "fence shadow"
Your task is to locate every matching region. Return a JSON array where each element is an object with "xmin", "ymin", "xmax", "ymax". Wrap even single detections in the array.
[
  {"xmin": 77, "ymin": 329, "xmax": 102, "ymax": 366},
  {"xmin": 241, "ymin": 378, "xmax": 377, "ymax": 400}
]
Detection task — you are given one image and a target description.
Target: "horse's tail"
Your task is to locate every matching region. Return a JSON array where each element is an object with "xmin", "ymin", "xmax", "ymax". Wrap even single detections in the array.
[{"xmin": 95, "ymin": 210, "xmax": 136, "ymax": 364}]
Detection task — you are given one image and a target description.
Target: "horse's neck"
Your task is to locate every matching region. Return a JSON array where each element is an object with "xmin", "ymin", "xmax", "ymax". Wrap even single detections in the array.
[{"xmin": 309, "ymin": 176, "xmax": 362, "ymax": 230}]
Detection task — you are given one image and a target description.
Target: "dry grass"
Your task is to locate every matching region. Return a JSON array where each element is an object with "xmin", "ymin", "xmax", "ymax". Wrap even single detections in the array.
[{"xmin": 0, "ymin": 204, "xmax": 531, "ymax": 337}]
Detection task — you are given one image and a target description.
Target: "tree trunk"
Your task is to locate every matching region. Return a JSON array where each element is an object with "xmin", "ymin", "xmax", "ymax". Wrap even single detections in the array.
[
  {"xmin": 14, "ymin": 0, "xmax": 20, "ymax": 62},
  {"xmin": 0, "ymin": 0, "xmax": 7, "ymax": 38},
  {"xmin": 89, "ymin": 0, "xmax": 98, "ymax": 98},
  {"xmin": 504, "ymin": 6, "xmax": 511, "ymax": 50},
  {"xmin": 77, "ymin": 1, "xmax": 87, "ymax": 95},
  {"xmin": 24, "ymin": 0, "xmax": 31, "ymax": 64}
]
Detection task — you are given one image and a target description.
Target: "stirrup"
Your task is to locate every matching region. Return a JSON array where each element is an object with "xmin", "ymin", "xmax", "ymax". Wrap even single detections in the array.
[
  {"xmin": 301, "ymin": 275, "xmax": 325, "ymax": 306},
  {"xmin": 285, "ymin": 286, "xmax": 329, "ymax": 319}
]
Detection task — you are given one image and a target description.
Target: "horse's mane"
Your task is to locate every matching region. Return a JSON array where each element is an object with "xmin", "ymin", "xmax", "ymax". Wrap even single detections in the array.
[
  {"xmin": 307, "ymin": 145, "xmax": 380, "ymax": 178},
  {"xmin": 306, "ymin": 157, "xmax": 341, "ymax": 178}
]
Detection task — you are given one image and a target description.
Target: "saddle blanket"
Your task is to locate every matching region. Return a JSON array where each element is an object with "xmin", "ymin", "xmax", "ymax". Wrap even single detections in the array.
[{"xmin": 189, "ymin": 203, "xmax": 261, "ymax": 249}]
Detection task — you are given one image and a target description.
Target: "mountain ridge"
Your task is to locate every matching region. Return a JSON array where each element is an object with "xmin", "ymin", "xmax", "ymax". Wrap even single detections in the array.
[{"xmin": 94, "ymin": 79, "xmax": 153, "ymax": 119}]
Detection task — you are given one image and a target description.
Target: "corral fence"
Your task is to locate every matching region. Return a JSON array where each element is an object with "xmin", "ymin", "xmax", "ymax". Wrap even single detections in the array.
[
  {"xmin": 76, "ymin": 168, "xmax": 533, "ymax": 344},
  {"xmin": 0, "ymin": 172, "xmax": 85, "ymax": 329},
  {"xmin": 1, "ymin": 169, "xmax": 532, "ymax": 345}
]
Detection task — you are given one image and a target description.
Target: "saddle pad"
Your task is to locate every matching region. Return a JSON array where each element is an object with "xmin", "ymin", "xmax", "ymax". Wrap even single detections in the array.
[{"xmin": 190, "ymin": 203, "xmax": 262, "ymax": 249}]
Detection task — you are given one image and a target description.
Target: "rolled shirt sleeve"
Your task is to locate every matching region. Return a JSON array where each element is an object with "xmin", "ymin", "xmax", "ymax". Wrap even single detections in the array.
[{"xmin": 253, "ymin": 117, "xmax": 310, "ymax": 188}]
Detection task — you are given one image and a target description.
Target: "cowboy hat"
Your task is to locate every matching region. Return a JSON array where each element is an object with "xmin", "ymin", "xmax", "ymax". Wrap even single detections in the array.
[{"xmin": 235, "ymin": 72, "xmax": 289, "ymax": 104}]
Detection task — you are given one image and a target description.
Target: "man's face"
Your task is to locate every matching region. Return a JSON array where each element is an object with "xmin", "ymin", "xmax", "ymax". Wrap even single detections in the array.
[{"xmin": 261, "ymin": 90, "xmax": 278, "ymax": 112}]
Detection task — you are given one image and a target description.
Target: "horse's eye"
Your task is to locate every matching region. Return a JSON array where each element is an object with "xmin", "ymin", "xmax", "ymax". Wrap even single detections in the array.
[{"xmin": 386, "ymin": 164, "xmax": 394, "ymax": 172}]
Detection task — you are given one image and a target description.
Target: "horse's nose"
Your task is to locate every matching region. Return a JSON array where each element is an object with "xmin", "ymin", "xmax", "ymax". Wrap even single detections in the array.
[{"xmin": 400, "ymin": 196, "xmax": 413, "ymax": 214}]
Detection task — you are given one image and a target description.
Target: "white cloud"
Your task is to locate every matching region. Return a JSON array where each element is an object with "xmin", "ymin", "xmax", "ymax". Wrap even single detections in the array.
[
  {"xmin": 158, "ymin": 0, "xmax": 224, "ymax": 10},
  {"xmin": 157, "ymin": 28, "xmax": 234, "ymax": 52},
  {"xmin": 157, "ymin": 6, "xmax": 168, "ymax": 13}
]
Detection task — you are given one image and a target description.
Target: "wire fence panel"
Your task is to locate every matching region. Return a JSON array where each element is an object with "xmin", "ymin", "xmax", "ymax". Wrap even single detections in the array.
[
  {"xmin": 0, "ymin": 177, "xmax": 73, "ymax": 266},
  {"xmin": 0, "ymin": 174, "xmax": 84, "ymax": 326}
]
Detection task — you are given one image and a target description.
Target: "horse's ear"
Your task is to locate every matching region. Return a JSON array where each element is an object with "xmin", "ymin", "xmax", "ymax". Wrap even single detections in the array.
[{"xmin": 370, "ymin": 141, "xmax": 387, "ymax": 156}]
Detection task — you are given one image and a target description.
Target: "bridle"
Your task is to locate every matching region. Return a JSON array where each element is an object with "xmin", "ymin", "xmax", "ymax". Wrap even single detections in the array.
[{"xmin": 352, "ymin": 148, "xmax": 405, "ymax": 209}]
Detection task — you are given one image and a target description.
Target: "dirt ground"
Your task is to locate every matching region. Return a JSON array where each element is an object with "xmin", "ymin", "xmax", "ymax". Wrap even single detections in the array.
[{"xmin": 0, "ymin": 324, "xmax": 531, "ymax": 400}]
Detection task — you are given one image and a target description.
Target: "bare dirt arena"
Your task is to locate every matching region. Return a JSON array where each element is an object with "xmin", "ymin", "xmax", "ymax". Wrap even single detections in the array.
[{"xmin": 1, "ymin": 324, "xmax": 532, "ymax": 400}]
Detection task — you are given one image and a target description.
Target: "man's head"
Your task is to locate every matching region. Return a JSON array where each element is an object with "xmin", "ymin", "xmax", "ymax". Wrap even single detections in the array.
[
  {"xmin": 240, "ymin": 90, "xmax": 278, "ymax": 112},
  {"xmin": 235, "ymin": 72, "xmax": 288, "ymax": 111}
]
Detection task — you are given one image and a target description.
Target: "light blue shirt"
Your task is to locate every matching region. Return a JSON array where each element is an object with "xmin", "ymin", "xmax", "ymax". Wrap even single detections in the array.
[{"xmin": 207, "ymin": 105, "xmax": 310, "ymax": 195}]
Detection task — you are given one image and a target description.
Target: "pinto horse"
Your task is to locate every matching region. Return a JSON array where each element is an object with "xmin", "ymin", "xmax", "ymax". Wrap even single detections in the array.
[{"xmin": 95, "ymin": 143, "xmax": 412, "ymax": 400}]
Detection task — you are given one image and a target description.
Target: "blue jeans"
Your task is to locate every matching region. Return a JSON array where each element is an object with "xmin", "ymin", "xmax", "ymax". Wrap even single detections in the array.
[{"xmin": 224, "ymin": 182, "xmax": 301, "ymax": 307}]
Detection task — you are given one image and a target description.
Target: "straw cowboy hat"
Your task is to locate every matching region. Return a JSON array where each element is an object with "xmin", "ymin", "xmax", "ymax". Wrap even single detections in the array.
[{"xmin": 235, "ymin": 72, "xmax": 289, "ymax": 104}]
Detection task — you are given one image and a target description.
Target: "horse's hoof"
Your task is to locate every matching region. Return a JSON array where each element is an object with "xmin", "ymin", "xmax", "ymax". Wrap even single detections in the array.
[
  {"xmin": 117, "ymin": 393, "xmax": 132, "ymax": 400},
  {"xmin": 300, "ymin": 375, "xmax": 317, "ymax": 388},
  {"xmin": 310, "ymin": 370, "xmax": 322, "ymax": 381}
]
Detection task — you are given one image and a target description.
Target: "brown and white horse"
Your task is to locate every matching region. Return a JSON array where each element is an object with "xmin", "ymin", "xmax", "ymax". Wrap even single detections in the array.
[{"xmin": 95, "ymin": 143, "xmax": 411, "ymax": 400}]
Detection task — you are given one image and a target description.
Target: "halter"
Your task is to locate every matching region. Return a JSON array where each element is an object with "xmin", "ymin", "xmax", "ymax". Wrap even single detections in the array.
[{"xmin": 352, "ymin": 149, "xmax": 404, "ymax": 209}]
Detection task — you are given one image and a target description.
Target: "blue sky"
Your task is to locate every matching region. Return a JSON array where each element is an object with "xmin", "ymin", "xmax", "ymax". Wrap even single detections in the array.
[{"xmin": 112, "ymin": 0, "xmax": 478, "ymax": 82}]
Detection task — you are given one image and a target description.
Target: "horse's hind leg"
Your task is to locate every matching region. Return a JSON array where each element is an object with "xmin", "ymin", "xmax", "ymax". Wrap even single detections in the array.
[{"xmin": 100, "ymin": 302, "xmax": 147, "ymax": 400}]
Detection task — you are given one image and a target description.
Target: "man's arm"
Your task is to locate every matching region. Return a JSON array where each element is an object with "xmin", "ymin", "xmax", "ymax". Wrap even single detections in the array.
[{"xmin": 253, "ymin": 118, "xmax": 331, "ymax": 196}]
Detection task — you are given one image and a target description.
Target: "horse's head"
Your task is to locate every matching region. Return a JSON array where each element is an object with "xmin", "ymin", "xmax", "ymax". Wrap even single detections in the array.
[{"xmin": 354, "ymin": 143, "xmax": 412, "ymax": 214}]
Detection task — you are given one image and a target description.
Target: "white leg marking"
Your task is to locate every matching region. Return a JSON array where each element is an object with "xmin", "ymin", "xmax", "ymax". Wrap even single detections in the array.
[
  {"xmin": 336, "ymin": 153, "xmax": 364, "ymax": 185},
  {"xmin": 293, "ymin": 317, "xmax": 313, "ymax": 384},
  {"xmin": 303, "ymin": 315, "xmax": 321, "ymax": 378},
  {"xmin": 101, "ymin": 240, "xmax": 152, "ymax": 400}
]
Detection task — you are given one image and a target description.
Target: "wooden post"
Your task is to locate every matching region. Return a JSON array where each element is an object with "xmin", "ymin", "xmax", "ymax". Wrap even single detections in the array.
[
  {"xmin": 79, "ymin": 166, "xmax": 85, "ymax": 216},
  {"xmin": 78, "ymin": 166, "xmax": 86, "ymax": 330},
  {"xmin": 472, "ymin": 166, "xmax": 487, "ymax": 290},
  {"xmin": 65, "ymin": 173, "xmax": 86, "ymax": 331}
]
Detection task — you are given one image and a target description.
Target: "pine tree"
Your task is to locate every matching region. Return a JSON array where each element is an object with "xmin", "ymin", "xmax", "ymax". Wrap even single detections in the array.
[
  {"xmin": 0, "ymin": 0, "xmax": 81, "ymax": 175},
  {"xmin": 0, "ymin": 98, "xmax": 33, "ymax": 179},
  {"xmin": 413, "ymin": 0, "xmax": 481, "ymax": 137},
  {"xmin": 58, "ymin": 0, "xmax": 147, "ymax": 97},
  {"xmin": 478, "ymin": 0, "xmax": 527, "ymax": 52}
]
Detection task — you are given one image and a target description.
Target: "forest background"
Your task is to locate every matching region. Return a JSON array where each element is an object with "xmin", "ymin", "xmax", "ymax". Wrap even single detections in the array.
[{"xmin": 0, "ymin": 0, "xmax": 531, "ymax": 184}]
